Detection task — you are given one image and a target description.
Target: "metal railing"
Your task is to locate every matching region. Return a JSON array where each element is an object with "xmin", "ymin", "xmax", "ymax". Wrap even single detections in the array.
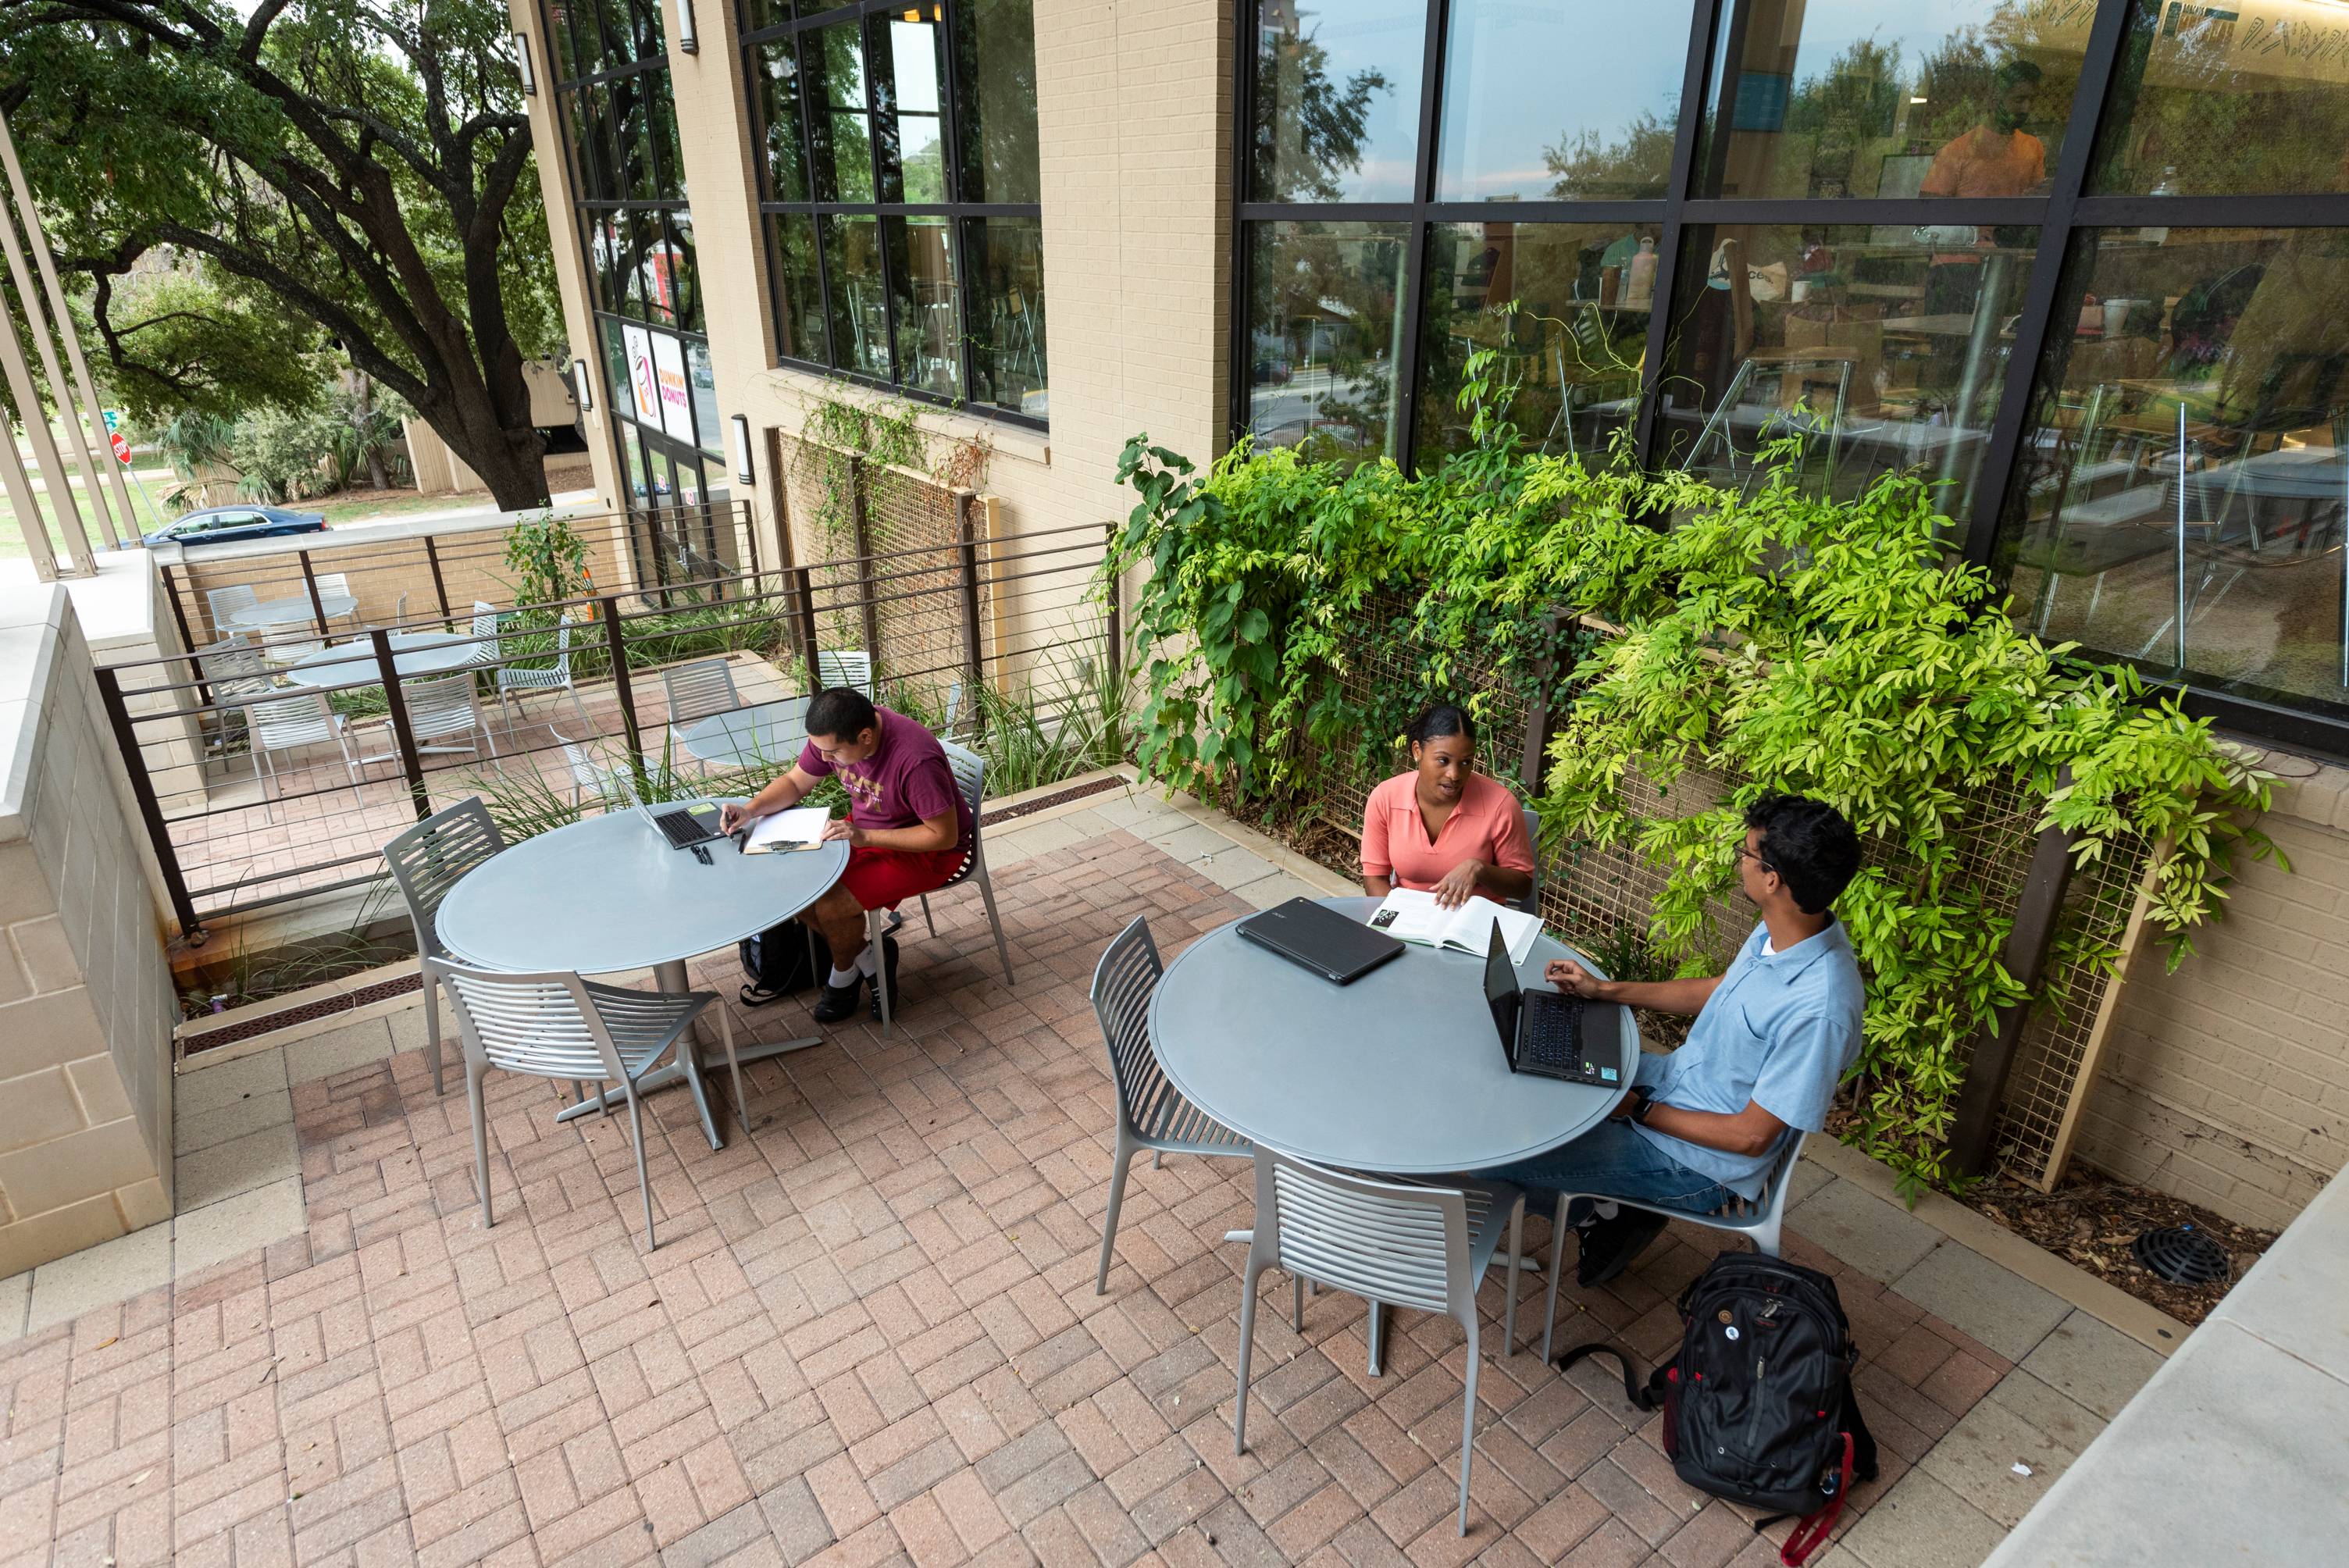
[{"xmin": 98, "ymin": 513, "xmax": 1116, "ymax": 944}]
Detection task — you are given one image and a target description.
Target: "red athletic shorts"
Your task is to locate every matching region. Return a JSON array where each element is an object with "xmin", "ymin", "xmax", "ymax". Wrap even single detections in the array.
[{"xmin": 840, "ymin": 844, "xmax": 964, "ymax": 911}]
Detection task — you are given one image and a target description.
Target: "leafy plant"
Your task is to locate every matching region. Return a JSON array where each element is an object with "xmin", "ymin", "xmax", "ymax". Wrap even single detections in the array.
[
  {"xmin": 503, "ymin": 512, "xmax": 595, "ymax": 610},
  {"xmin": 1111, "ymin": 425, "xmax": 2281, "ymax": 1197}
]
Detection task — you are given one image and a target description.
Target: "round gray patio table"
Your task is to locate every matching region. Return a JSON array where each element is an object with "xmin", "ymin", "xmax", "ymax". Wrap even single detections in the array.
[
  {"xmin": 278, "ymin": 630, "xmax": 483, "ymax": 692},
  {"xmin": 676, "ymin": 697, "xmax": 811, "ymax": 769},
  {"xmin": 228, "ymin": 593, "xmax": 358, "ymax": 629},
  {"xmin": 1148, "ymin": 896, "xmax": 1638, "ymax": 1175},
  {"xmin": 435, "ymin": 806, "xmax": 850, "ymax": 1150}
]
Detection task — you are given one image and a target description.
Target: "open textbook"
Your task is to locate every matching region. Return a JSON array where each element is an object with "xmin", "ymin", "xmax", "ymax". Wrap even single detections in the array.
[
  {"xmin": 741, "ymin": 805, "xmax": 834, "ymax": 854},
  {"xmin": 1366, "ymin": 889, "xmax": 1541, "ymax": 965}
]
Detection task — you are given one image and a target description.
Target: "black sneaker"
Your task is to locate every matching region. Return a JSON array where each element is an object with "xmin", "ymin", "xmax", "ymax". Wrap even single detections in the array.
[
  {"xmin": 866, "ymin": 934, "xmax": 901, "ymax": 1021},
  {"xmin": 811, "ymin": 976, "xmax": 864, "ymax": 1025},
  {"xmin": 1576, "ymin": 1208, "xmax": 1670, "ymax": 1287}
]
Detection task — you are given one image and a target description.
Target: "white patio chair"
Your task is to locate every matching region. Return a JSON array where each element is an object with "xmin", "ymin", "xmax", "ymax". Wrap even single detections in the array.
[
  {"xmin": 396, "ymin": 671, "xmax": 501, "ymax": 761},
  {"xmin": 466, "ymin": 600, "xmax": 503, "ymax": 666},
  {"xmin": 1534, "ymin": 1128, "xmax": 1809, "ymax": 1362},
  {"xmin": 313, "ymin": 570, "xmax": 361, "ymax": 633},
  {"xmin": 425, "ymin": 957, "xmax": 740, "ymax": 1251},
  {"xmin": 866, "ymin": 737, "xmax": 1013, "ymax": 1036},
  {"xmin": 1089, "ymin": 916, "xmax": 1251, "ymax": 1294},
  {"xmin": 384, "ymin": 799, "xmax": 506, "ymax": 1097},
  {"xmin": 550, "ymin": 726, "xmax": 637, "ymax": 808},
  {"xmin": 495, "ymin": 620, "xmax": 590, "ymax": 736},
  {"xmin": 1234, "ymin": 1149, "xmax": 1525, "ymax": 1538},
  {"xmin": 248, "ymin": 691, "xmax": 363, "ymax": 824},
  {"xmin": 205, "ymin": 583, "xmax": 259, "ymax": 636},
  {"xmin": 194, "ymin": 634, "xmax": 271, "ymax": 749},
  {"xmin": 661, "ymin": 658, "xmax": 740, "ymax": 725},
  {"xmin": 817, "ymin": 649, "xmax": 874, "ymax": 697}
]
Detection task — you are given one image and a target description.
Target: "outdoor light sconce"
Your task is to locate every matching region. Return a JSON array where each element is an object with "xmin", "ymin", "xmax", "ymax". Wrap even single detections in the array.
[
  {"xmin": 572, "ymin": 358, "xmax": 593, "ymax": 414},
  {"xmin": 674, "ymin": 0, "xmax": 698, "ymax": 53},
  {"xmin": 731, "ymin": 414, "xmax": 754, "ymax": 485},
  {"xmin": 514, "ymin": 30, "xmax": 536, "ymax": 94}
]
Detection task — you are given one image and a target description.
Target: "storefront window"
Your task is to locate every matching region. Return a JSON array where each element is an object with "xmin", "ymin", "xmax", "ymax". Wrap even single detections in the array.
[
  {"xmin": 2003, "ymin": 227, "xmax": 2349, "ymax": 715},
  {"xmin": 1698, "ymin": 0, "xmax": 2086, "ymax": 202},
  {"xmin": 1656, "ymin": 223, "xmax": 2030, "ymax": 516},
  {"xmin": 1435, "ymin": 2, "xmax": 1698, "ymax": 201},
  {"xmin": 1249, "ymin": 0, "xmax": 1425, "ymax": 203},
  {"xmin": 1244, "ymin": 221, "xmax": 1410, "ymax": 466},
  {"xmin": 1414, "ymin": 222, "xmax": 1659, "ymax": 465},
  {"xmin": 740, "ymin": 0, "xmax": 1046, "ymax": 419},
  {"xmin": 2091, "ymin": 0, "xmax": 2349, "ymax": 197}
]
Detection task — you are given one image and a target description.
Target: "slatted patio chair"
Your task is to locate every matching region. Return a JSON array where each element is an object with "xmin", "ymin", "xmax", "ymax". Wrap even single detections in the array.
[{"xmin": 866, "ymin": 737, "xmax": 1012, "ymax": 1035}]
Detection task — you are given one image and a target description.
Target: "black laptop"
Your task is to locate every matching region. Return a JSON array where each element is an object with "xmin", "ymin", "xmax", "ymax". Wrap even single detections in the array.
[
  {"xmin": 1485, "ymin": 925, "xmax": 1620, "ymax": 1086},
  {"xmin": 1236, "ymin": 898, "xmax": 1406, "ymax": 985}
]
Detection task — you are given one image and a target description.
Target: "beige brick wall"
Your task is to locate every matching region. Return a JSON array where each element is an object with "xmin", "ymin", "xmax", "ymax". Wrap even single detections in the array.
[
  {"xmin": 0, "ymin": 590, "xmax": 177, "ymax": 1278},
  {"xmin": 511, "ymin": 0, "xmax": 1234, "ymax": 642},
  {"xmin": 2077, "ymin": 761, "xmax": 2349, "ymax": 1230}
]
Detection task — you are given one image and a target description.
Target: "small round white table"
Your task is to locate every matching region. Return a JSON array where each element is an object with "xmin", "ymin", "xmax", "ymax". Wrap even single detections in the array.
[
  {"xmin": 675, "ymin": 698, "xmax": 811, "ymax": 769},
  {"xmin": 434, "ymin": 807, "xmax": 850, "ymax": 1149},
  {"xmin": 1148, "ymin": 896, "xmax": 1638, "ymax": 1174},
  {"xmin": 230, "ymin": 593, "xmax": 358, "ymax": 630},
  {"xmin": 278, "ymin": 630, "xmax": 483, "ymax": 692}
]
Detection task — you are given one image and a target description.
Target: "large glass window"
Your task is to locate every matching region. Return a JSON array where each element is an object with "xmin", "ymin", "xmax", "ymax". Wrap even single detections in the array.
[
  {"xmin": 1232, "ymin": 0, "xmax": 2349, "ymax": 747},
  {"xmin": 547, "ymin": 0, "xmax": 727, "ymax": 598},
  {"xmin": 2091, "ymin": 1, "xmax": 2349, "ymax": 197},
  {"xmin": 1698, "ymin": 1, "xmax": 2087, "ymax": 201},
  {"xmin": 740, "ymin": 0, "xmax": 1047, "ymax": 422},
  {"xmin": 2002, "ymin": 226, "xmax": 2349, "ymax": 718},
  {"xmin": 1435, "ymin": 0, "xmax": 1699, "ymax": 201}
]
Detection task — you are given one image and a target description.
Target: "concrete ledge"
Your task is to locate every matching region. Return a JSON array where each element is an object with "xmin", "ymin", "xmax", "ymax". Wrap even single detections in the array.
[{"xmin": 1805, "ymin": 1138, "xmax": 2190, "ymax": 1356}]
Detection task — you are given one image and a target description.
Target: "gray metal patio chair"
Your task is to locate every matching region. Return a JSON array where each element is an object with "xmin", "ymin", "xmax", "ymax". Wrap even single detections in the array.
[
  {"xmin": 1089, "ymin": 915, "xmax": 1251, "ymax": 1294},
  {"xmin": 661, "ymin": 658, "xmax": 741, "ymax": 725},
  {"xmin": 314, "ymin": 570, "xmax": 362, "ymax": 634},
  {"xmin": 866, "ymin": 736, "xmax": 1013, "ymax": 1035},
  {"xmin": 248, "ymin": 692, "xmax": 365, "ymax": 823},
  {"xmin": 392, "ymin": 670, "xmax": 501, "ymax": 761},
  {"xmin": 550, "ymin": 726, "xmax": 637, "ymax": 808},
  {"xmin": 425, "ymin": 957, "xmax": 737, "ymax": 1251},
  {"xmin": 1535, "ymin": 1128, "xmax": 1809, "ymax": 1361},
  {"xmin": 205, "ymin": 583, "xmax": 258, "ymax": 636},
  {"xmin": 496, "ymin": 619, "xmax": 591, "ymax": 736},
  {"xmin": 194, "ymin": 633, "xmax": 271, "ymax": 749},
  {"xmin": 817, "ymin": 649, "xmax": 874, "ymax": 697},
  {"xmin": 466, "ymin": 600, "xmax": 503, "ymax": 665},
  {"xmin": 1234, "ymin": 1149, "xmax": 1525, "ymax": 1537},
  {"xmin": 384, "ymin": 798, "xmax": 506, "ymax": 1096}
]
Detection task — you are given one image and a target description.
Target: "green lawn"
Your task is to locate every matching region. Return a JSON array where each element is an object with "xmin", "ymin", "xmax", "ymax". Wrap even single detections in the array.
[{"xmin": 0, "ymin": 479, "xmax": 495, "ymax": 563}]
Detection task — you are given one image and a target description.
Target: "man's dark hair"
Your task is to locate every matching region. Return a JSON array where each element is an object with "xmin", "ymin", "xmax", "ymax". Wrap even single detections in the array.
[
  {"xmin": 1405, "ymin": 703, "xmax": 1475, "ymax": 749},
  {"xmin": 1744, "ymin": 793, "xmax": 1860, "ymax": 914},
  {"xmin": 807, "ymin": 686, "xmax": 878, "ymax": 742}
]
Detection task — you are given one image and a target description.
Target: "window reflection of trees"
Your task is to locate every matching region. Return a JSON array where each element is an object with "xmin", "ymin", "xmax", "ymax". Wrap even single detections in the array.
[{"xmin": 1252, "ymin": 26, "xmax": 1392, "ymax": 202}]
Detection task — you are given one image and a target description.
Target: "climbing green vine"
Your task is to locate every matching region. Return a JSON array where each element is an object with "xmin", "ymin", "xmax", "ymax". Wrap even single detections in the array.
[{"xmin": 1110, "ymin": 404, "xmax": 2280, "ymax": 1196}]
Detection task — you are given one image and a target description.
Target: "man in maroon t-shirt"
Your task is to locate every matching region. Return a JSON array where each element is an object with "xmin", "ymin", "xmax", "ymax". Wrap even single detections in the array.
[{"xmin": 721, "ymin": 687, "xmax": 971, "ymax": 1021}]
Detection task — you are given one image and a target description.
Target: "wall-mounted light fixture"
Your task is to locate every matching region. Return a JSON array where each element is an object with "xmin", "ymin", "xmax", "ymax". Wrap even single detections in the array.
[
  {"xmin": 572, "ymin": 358, "xmax": 593, "ymax": 414},
  {"xmin": 514, "ymin": 30, "xmax": 536, "ymax": 94},
  {"xmin": 674, "ymin": 0, "xmax": 698, "ymax": 53},
  {"xmin": 731, "ymin": 415, "xmax": 754, "ymax": 485}
]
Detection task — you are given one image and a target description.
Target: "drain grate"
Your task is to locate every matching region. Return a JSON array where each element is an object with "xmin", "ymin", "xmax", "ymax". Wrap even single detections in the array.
[{"xmin": 2131, "ymin": 1223, "xmax": 2231, "ymax": 1285}]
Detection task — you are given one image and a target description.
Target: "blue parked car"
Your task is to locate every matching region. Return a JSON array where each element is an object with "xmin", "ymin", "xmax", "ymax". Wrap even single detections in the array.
[{"xmin": 142, "ymin": 504, "xmax": 328, "ymax": 548}]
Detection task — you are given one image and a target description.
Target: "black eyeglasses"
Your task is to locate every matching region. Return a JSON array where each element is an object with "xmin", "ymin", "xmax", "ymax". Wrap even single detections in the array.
[{"xmin": 1734, "ymin": 840, "xmax": 1778, "ymax": 877}]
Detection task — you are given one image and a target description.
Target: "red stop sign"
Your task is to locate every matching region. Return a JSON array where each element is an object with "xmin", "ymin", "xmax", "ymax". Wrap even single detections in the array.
[{"xmin": 109, "ymin": 431, "xmax": 130, "ymax": 464}]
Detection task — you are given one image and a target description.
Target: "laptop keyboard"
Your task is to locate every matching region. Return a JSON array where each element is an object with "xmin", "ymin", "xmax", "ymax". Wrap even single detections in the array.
[
  {"xmin": 1521, "ymin": 999, "xmax": 1582, "ymax": 1072},
  {"xmin": 653, "ymin": 807, "xmax": 714, "ymax": 849}
]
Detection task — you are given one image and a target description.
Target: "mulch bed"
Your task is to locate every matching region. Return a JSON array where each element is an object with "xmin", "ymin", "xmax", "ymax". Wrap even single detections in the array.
[{"xmin": 1953, "ymin": 1164, "xmax": 2278, "ymax": 1327}]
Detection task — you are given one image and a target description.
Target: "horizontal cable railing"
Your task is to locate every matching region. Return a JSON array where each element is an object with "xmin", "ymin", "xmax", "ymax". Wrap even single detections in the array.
[{"xmin": 99, "ymin": 511, "xmax": 1118, "ymax": 943}]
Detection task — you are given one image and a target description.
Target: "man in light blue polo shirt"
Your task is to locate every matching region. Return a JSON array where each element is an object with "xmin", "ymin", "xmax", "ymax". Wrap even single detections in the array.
[{"xmin": 1484, "ymin": 793, "xmax": 1866, "ymax": 1286}]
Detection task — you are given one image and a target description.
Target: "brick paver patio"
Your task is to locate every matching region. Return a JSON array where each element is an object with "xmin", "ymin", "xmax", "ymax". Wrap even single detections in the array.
[{"xmin": 2, "ymin": 811, "xmax": 2064, "ymax": 1567}]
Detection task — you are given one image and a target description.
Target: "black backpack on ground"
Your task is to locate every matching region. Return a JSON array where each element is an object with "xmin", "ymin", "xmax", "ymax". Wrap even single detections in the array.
[
  {"xmin": 738, "ymin": 918, "xmax": 830, "ymax": 998},
  {"xmin": 1556, "ymin": 1252, "xmax": 1877, "ymax": 1566}
]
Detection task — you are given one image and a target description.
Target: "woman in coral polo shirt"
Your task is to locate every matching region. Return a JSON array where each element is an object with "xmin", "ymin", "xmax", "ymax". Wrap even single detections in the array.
[{"xmin": 1360, "ymin": 704, "xmax": 1535, "ymax": 909}]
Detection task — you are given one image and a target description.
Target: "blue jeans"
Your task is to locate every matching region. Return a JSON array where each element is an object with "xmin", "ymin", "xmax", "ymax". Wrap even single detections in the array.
[{"xmin": 1479, "ymin": 1117, "xmax": 1738, "ymax": 1225}]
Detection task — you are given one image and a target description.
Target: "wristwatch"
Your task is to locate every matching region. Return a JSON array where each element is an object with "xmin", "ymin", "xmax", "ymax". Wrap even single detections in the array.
[{"xmin": 1627, "ymin": 1087, "xmax": 1657, "ymax": 1125}]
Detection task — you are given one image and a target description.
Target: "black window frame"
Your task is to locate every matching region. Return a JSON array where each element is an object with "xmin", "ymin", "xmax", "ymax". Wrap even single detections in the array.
[
  {"xmin": 1229, "ymin": 0, "xmax": 2349, "ymax": 759},
  {"xmin": 738, "ymin": 0, "xmax": 1048, "ymax": 432}
]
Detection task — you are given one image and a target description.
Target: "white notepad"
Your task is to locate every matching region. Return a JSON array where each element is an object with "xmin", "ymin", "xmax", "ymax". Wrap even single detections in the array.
[
  {"xmin": 741, "ymin": 805, "xmax": 834, "ymax": 854},
  {"xmin": 1366, "ymin": 889, "xmax": 1541, "ymax": 965}
]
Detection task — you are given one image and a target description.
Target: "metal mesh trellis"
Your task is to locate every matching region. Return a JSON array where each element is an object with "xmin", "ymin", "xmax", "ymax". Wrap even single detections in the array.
[{"xmin": 1274, "ymin": 596, "xmax": 2155, "ymax": 1188}]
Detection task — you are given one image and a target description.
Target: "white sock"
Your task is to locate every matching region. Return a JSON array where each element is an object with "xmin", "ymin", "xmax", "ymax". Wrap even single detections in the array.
[
  {"xmin": 827, "ymin": 964, "xmax": 860, "ymax": 988},
  {"xmin": 854, "ymin": 943, "xmax": 879, "ymax": 978}
]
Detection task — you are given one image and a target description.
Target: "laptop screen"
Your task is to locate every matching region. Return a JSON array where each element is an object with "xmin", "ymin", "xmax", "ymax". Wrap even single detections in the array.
[{"xmin": 1484, "ymin": 925, "xmax": 1519, "ymax": 1049}]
